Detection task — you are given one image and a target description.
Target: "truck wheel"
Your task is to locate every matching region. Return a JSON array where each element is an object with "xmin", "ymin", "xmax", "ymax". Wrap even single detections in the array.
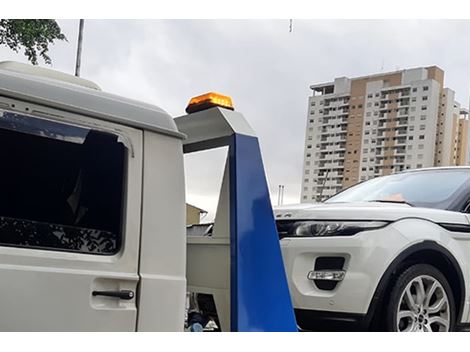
[{"xmin": 385, "ymin": 264, "xmax": 455, "ymax": 332}]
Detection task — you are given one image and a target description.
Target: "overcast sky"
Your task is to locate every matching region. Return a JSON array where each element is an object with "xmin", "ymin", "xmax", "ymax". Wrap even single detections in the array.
[{"xmin": 2, "ymin": 20, "xmax": 470, "ymax": 219}]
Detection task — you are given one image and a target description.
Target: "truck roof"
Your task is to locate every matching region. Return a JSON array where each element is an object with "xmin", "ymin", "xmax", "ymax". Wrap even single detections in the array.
[{"xmin": 0, "ymin": 61, "xmax": 184, "ymax": 139}]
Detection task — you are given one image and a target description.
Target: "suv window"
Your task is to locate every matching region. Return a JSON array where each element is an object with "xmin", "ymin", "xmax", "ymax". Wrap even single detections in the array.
[
  {"xmin": 0, "ymin": 111, "xmax": 125, "ymax": 254},
  {"xmin": 326, "ymin": 169, "xmax": 470, "ymax": 209}
]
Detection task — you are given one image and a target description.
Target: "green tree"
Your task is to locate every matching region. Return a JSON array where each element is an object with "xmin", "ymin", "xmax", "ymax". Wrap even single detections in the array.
[{"xmin": 0, "ymin": 19, "xmax": 66, "ymax": 65}]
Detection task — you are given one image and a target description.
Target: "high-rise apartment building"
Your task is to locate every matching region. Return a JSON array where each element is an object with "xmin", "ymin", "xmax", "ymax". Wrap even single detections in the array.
[
  {"xmin": 301, "ymin": 66, "xmax": 470, "ymax": 202},
  {"xmin": 454, "ymin": 108, "xmax": 470, "ymax": 166}
]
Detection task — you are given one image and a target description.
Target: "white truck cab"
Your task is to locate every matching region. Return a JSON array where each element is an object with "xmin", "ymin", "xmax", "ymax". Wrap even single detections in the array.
[{"xmin": 0, "ymin": 61, "xmax": 296, "ymax": 332}]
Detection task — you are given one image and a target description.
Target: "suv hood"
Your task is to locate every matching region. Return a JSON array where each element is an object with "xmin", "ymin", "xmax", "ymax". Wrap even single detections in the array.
[{"xmin": 274, "ymin": 202, "xmax": 469, "ymax": 225}]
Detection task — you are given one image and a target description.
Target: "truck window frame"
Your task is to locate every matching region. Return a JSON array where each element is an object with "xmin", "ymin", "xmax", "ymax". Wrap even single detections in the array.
[{"xmin": 0, "ymin": 110, "xmax": 128, "ymax": 256}]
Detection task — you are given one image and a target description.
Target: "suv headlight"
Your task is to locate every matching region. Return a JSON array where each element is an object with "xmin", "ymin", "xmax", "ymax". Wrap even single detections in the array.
[{"xmin": 277, "ymin": 220, "xmax": 389, "ymax": 238}]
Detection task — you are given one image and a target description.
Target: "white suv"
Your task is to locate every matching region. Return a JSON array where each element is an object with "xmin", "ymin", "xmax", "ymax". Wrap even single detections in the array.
[{"xmin": 276, "ymin": 167, "xmax": 470, "ymax": 332}]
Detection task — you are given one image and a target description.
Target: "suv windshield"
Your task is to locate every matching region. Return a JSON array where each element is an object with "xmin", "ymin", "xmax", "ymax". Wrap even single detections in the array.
[{"xmin": 325, "ymin": 169, "xmax": 470, "ymax": 209}]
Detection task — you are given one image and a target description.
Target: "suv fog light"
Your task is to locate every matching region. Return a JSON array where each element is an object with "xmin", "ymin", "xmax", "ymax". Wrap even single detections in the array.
[{"xmin": 307, "ymin": 270, "xmax": 346, "ymax": 281}]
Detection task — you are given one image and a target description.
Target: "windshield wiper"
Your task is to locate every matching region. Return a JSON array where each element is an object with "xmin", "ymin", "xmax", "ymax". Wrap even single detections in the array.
[{"xmin": 368, "ymin": 199, "xmax": 415, "ymax": 207}]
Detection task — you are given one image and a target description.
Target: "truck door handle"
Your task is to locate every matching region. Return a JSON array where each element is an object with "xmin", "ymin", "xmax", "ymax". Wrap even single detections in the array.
[{"xmin": 92, "ymin": 290, "xmax": 135, "ymax": 300}]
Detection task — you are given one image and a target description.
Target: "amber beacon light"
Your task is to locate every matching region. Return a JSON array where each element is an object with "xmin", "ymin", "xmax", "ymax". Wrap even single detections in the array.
[{"xmin": 185, "ymin": 92, "xmax": 235, "ymax": 114}]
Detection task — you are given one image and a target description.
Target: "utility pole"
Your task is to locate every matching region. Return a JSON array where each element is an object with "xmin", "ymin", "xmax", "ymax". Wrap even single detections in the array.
[
  {"xmin": 277, "ymin": 185, "xmax": 285, "ymax": 206},
  {"xmin": 75, "ymin": 19, "xmax": 85, "ymax": 77}
]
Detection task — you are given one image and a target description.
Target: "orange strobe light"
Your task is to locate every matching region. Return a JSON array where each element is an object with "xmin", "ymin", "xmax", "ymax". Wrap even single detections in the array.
[{"xmin": 185, "ymin": 92, "xmax": 234, "ymax": 114}]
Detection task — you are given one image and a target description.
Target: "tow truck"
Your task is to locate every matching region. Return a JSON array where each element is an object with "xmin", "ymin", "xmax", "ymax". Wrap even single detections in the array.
[{"xmin": 0, "ymin": 61, "xmax": 297, "ymax": 331}]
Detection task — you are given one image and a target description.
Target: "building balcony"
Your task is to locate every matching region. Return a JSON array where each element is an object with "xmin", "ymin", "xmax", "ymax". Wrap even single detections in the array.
[{"xmin": 395, "ymin": 138, "xmax": 407, "ymax": 145}]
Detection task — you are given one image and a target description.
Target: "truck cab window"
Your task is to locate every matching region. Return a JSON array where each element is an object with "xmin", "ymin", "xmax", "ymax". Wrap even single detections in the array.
[{"xmin": 0, "ymin": 117, "xmax": 125, "ymax": 255}]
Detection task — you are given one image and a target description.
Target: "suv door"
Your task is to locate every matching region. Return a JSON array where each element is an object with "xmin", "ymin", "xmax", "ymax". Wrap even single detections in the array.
[{"xmin": 0, "ymin": 110, "xmax": 143, "ymax": 331}]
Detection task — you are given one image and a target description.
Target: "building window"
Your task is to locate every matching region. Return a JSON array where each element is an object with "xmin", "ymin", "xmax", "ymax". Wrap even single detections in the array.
[
  {"xmin": 423, "ymin": 86, "xmax": 429, "ymax": 91},
  {"xmin": 419, "ymin": 125, "xmax": 425, "ymax": 130},
  {"xmin": 412, "ymin": 88, "xmax": 417, "ymax": 93},
  {"xmin": 422, "ymin": 96, "xmax": 428, "ymax": 101},
  {"xmin": 0, "ymin": 113, "xmax": 126, "ymax": 255},
  {"xmin": 421, "ymin": 106, "xmax": 427, "ymax": 111},
  {"xmin": 419, "ymin": 135, "xmax": 425, "ymax": 140},
  {"xmin": 411, "ymin": 97, "xmax": 417, "ymax": 102}
]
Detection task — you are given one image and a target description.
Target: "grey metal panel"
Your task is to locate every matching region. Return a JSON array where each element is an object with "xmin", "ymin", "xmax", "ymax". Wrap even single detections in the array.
[
  {"xmin": 0, "ymin": 67, "xmax": 184, "ymax": 139},
  {"xmin": 174, "ymin": 107, "xmax": 256, "ymax": 147}
]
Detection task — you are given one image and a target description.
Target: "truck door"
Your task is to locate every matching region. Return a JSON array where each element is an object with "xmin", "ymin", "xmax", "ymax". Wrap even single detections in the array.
[{"xmin": 0, "ymin": 110, "xmax": 142, "ymax": 331}]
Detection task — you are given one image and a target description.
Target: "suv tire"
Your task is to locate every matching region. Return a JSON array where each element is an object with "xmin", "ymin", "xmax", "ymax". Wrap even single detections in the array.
[{"xmin": 385, "ymin": 263, "xmax": 455, "ymax": 332}]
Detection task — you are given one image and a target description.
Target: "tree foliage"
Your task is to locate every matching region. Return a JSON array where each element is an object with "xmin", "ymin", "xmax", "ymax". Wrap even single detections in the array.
[{"xmin": 0, "ymin": 19, "xmax": 66, "ymax": 65}]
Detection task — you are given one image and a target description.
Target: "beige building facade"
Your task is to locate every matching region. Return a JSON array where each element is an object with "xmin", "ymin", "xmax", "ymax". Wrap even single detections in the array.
[
  {"xmin": 302, "ymin": 66, "xmax": 470, "ymax": 202},
  {"xmin": 186, "ymin": 203, "xmax": 207, "ymax": 225}
]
